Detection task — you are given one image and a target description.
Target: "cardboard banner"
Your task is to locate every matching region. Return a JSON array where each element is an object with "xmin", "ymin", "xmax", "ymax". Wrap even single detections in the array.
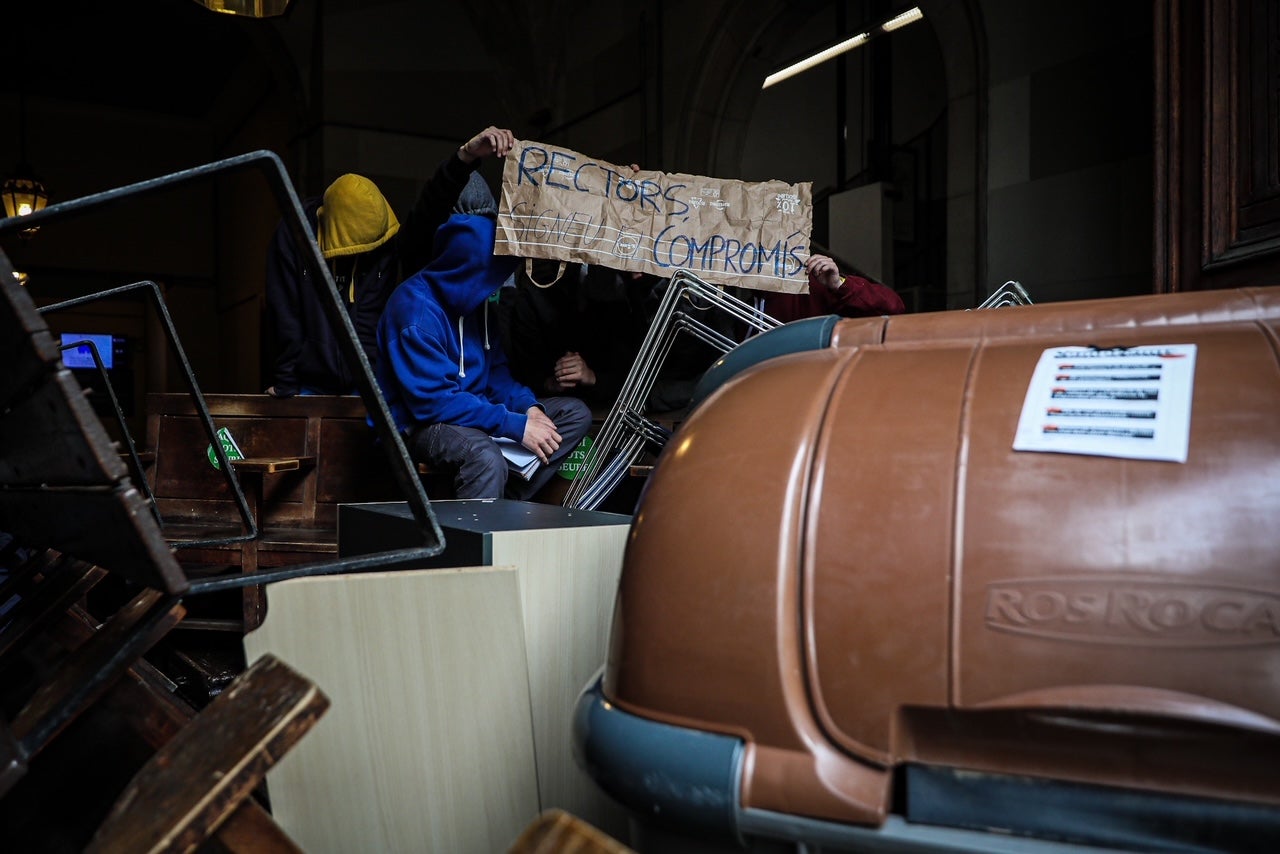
[{"xmin": 495, "ymin": 140, "xmax": 813, "ymax": 293}]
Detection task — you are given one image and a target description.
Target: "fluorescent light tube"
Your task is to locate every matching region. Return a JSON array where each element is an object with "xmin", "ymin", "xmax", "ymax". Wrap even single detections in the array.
[
  {"xmin": 881, "ymin": 7, "xmax": 924, "ymax": 31},
  {"xmin": 762, "ymin": 6, "xmax": 923, "ymax": 89},
  {"xmin": 763, "ymin": 33, "xmax": 869, "ymax": 89}
]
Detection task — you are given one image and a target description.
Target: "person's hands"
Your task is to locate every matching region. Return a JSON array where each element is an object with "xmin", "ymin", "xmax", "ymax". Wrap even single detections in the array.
[
  {"xmin": 804, "ymin": 254, "xmax": 843, "ymax": 293},
  {"xmin": 552, "ymin": 351, "xmax": 596, "ymax": 389},
  {"xmin": 460, "ymin": 126, "xmax": 516, "ymax": 163},
  {"xmin": 521, "ymin": 406, "xmax": 562, "ymax": 464}
]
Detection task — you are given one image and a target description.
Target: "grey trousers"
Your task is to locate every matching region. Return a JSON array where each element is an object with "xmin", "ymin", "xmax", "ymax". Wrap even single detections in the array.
[{"xmin": 407, "ymin": 397, "xmax": 593, "ymax": 500}]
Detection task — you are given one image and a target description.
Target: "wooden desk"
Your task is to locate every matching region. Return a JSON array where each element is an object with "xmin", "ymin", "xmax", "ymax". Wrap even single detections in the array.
[{"xmin": 231, "ymin": 456, "xmax": 313, "ymax": 475}]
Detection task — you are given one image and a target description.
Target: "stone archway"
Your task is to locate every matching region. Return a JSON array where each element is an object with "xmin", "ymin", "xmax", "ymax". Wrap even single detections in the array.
[{"xmin": 674, "ymin": 0, "xmax": 987, "ymax": 309}]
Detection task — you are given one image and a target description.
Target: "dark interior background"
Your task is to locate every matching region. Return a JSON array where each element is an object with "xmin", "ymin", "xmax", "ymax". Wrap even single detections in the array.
[{"xmin": 0, "ymin": 0, "xmax": 1267, "ymax": 441}]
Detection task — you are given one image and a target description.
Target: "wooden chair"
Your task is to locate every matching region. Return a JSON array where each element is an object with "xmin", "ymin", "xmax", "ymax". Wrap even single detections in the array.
[
  {"xmin": 508, "ymin": 809, "xmax": 635, "ymax": 854},
  {"xmin": 1, "ymin": 579, "xmax": 324, "ymax": 852},
  {"xmin": 65, "ymin": 606, "xmax": 312, "ymax": 853},
  {"xmin": 87, "ymin": 653, "xmax": 328, "ymax": 854},
  {"xmin": 0, "ymin": 248, "xmax": 329, "ymax": 852},
  {"xmin": 0, "ymin": 250, "xmax": 192, "ymax": 799}
]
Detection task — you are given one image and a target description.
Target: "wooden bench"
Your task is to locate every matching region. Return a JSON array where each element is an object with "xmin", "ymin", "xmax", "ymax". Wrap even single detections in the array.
[
  {"xmin": 143, "ymin": 393, "xmax": 453, "ymax": 631},
  {"xmin": 144, "ymin": 394, "xmax": 452, "ymax": 614}
]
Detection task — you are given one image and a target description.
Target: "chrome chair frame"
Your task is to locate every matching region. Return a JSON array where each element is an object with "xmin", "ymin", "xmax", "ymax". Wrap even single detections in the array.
[
  {"xmin": 564, "ymin": 269, "xmax": 781, "ymax": 511},
  {"xmin": 975, "ymin": 280, "xmax": 1034, "ymax": 309}
]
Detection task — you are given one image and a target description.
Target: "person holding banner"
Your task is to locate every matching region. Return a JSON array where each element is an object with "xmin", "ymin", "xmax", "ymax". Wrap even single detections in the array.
[
  {"xmin": 753, "ymin": 252, "xmax": 905, "ymax": 324},
  {"xmin": 375, "ymin": 175, "xmax": 592, "ymax": 502},
  {"xmin": 263, "ymin": 125, "xmax": 515, "ymax": 397}
]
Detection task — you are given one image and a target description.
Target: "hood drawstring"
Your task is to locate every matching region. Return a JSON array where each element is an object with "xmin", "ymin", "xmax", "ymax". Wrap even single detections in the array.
[
  {"xmin": 457, "ymin": 316, "xmax": 466, "ymax": 378},
  {"xmin": 328, "ymin": 256, "xmax": 359, "ymax": 303},
  {"xmin": 456, "ymin": 303, "xmax": 493, "ymax": 379}
]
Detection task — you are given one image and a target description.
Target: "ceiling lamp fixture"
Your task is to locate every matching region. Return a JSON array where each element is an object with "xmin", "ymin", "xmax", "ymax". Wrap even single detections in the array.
[
  {"xmin": 762, "ymin": 6, "xmax": 924, "ymax": 89},
  {"xmin": 191, "ymin": 0, "xmax": 292, "ymax": 17}
]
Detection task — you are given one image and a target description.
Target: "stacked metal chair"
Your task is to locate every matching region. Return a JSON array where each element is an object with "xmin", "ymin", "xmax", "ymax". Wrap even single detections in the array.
[
  {"xmin": 975, "ymin": 279, "xmax": 1034, "ymax": 309},
  {"xmin": 566, "ymin": 273, "xmax": 1037, "ymax": 511},
  {"xmin": 564, "ymin": 269, "xmax": 781, "ymax": 511}
]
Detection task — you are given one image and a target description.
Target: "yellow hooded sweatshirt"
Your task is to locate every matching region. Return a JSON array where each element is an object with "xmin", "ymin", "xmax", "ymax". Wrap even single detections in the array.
[{"xmin": 318, "ymin": 174, "xmax": 400, "ymax": 259}]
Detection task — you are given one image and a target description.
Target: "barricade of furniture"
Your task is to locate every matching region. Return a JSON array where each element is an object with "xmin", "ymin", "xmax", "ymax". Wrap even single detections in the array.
[
  {"xmin": 0, "ymin": 155, "xmax": 453, "ymax": 848},
  {"xmin": 0, "ymin": 251, "xmax": 330, "ymax": 850}
]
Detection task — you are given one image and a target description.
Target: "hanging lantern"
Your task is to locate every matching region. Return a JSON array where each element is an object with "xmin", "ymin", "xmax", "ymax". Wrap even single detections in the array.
[
  {"xmin": 191, "ymin": 0, "xmax": 292, "ymax": 17},
  {"xmin": 0, "ymin": 169, "xmax": 49, "ymax": 240}
]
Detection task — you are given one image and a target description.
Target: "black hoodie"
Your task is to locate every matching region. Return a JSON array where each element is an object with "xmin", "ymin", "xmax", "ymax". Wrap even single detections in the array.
[{"xmin": 264, "ymin": 152, "xmax": 491, "ymax": 396}]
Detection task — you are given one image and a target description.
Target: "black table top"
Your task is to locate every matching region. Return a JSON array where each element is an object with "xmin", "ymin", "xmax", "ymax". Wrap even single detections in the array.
[{"xmin": 342, "ymin": 498, "xmax": 631, "ymax": 535}]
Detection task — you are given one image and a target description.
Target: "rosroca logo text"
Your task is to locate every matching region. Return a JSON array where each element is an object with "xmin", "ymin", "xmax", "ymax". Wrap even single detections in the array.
[{"xmin": 984, "ymin": 578, "xmax": 1280, "ymax": 647}]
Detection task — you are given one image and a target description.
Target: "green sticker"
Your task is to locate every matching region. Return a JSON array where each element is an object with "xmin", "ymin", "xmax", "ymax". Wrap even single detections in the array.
[
  {"xmin": 556, "ymin": 434, "xmax": 595, "ymax": 481},
  {"xmin": 206, "ymin": 426, "xmax": 245, "ymax": 470}
]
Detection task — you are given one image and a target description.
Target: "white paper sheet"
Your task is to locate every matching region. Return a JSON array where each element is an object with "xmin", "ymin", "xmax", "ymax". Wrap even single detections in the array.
[
  {"xmin": 494, "ymin": 437, "xmax": 540, "ymax": 480},
  {"xmin": 1012, "ymin": 344, "xmax": 1196, "ymax": 463}
]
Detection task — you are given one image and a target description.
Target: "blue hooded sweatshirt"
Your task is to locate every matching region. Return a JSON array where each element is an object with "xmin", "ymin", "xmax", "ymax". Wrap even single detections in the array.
[{"xmin": 376, "ymin": 214, "xmax": 532, "ymax": 440}]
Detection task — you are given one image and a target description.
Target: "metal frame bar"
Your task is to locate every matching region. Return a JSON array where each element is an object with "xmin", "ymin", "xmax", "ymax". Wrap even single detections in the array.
[
  {"xmin": 564, "ymin": 269, "xmax": 781, "ymax": 510},
  {"xmin": 976, "ymin": 280, "xmax": 1033, "ymax": 309},
  {"xmin": 56, "ymin": 335, "xmax": 162, "ymax": 526},
  {"xmin": 42, "ymin": 281, "xmax": 255, "ymax": 542}
]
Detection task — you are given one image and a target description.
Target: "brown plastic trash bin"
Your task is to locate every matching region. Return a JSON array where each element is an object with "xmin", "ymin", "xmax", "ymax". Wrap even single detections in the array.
[{"xmin": 574, "ymin": 286, "xmax": 1280, "ymax": 852}]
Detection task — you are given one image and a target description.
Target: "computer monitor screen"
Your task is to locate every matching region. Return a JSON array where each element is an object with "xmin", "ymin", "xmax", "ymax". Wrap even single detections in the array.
[{"xmin": 61, "ymin": 333, "xmax": 116, "ymax": 369}]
